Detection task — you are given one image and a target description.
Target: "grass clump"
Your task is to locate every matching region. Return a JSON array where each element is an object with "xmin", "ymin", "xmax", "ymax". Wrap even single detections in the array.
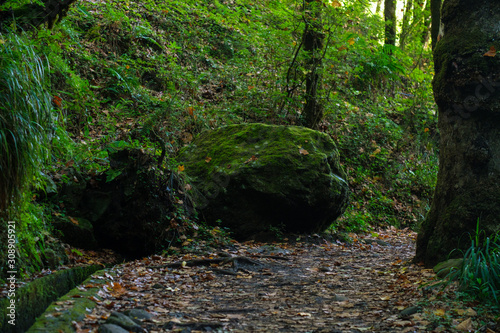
[
  {"xmin": 445, "ymin": 229, "xmax": 500, "ymax": 304},
  {"xmin": 0, "ymin": 31, "xmax": 53, "ymax": 212},
  {"xmin": 0, "ymin": 30, "xmax": 56, "ymax": 281}
]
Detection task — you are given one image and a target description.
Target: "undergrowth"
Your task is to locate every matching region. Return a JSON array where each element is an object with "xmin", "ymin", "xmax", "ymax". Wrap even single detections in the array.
[{"xmin": 0, "ymin": 0, "xmax": 438, "ymax": 279}]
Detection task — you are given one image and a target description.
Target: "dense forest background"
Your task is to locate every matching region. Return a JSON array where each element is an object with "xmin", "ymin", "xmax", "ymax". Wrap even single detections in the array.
[{"xmin": 0, "ymin": 0, "xmax": 438, "ymax": 280}]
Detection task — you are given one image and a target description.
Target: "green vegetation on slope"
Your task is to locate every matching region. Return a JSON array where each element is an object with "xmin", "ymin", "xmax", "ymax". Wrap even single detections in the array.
[{"xmin": 0, "ymin": 0, "xmax": 438, "ymax": 280}]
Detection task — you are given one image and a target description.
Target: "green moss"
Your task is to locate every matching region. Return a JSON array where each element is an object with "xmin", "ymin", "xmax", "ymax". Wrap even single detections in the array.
[
  {"xmin": 0, "ymin": 265, "xmax": 102, "ymax": 333},
  {"xmin": 181, "ymin": 123, "xmax": 343, "ymax": 188},
  {"xmin": 27, "ymin": 269, "xmax": 113, "ymax": 332},
  {"xmin": 178, "ymin": 123, "xmax": 349, "ymax": 238}
]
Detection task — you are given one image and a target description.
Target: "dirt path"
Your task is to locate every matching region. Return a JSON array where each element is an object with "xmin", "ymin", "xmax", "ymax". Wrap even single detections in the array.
[{"xmin": 73, "ymin": 228, "xmax": 445, "ymax": 332}]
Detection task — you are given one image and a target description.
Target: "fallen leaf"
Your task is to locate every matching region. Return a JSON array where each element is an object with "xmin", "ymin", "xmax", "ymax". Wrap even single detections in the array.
[
  {"xmin": 464, "ymin": 308, "xmax": 477, "ymax": 316},
  {"xmin": 455, "ymin": 318, "xmax": 472, "ymax": 331},
  {"xmin": 434, "ymin": 308, "xmax": 446, "ymax": 316},
  {"xmin": 299, "ymin": 148, "xmax": 309, "ymax": 155},
  {"xmin": 370, "ymin": 148, "xmax": 381, "ymax": 157},
  {"xmin": 483, "ymin": 45, "xmax": 496, "ymax": 57}
]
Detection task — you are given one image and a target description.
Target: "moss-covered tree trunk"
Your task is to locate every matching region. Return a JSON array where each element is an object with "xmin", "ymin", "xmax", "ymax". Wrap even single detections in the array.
[
  {"xmin": 384, "ymin": 0, "xmax": 396, "ymax": 46},
  {"xmin": 399, "ymin": 0, "xmax": 413, "ymax": 51},
  {"xmin": 415, "ymin": 0, "xmax": 500, "ymax": 267}
]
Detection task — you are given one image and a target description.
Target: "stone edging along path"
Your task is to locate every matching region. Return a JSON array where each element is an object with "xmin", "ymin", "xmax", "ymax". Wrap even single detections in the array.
[{"xmin": 0, "ymin": 264, "xmax": 102, "ymax": 333}]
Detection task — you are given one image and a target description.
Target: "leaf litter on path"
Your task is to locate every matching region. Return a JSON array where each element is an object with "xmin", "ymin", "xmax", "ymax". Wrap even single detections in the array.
[{"xmin": 73, "ymin": 229, "xmax": 496, "ymax": 332}]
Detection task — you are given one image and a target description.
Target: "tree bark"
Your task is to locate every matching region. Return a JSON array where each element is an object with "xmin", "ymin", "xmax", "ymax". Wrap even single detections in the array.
[
  {"xmin": 384, "ymin": 0, "xmax": 396, "ymax": 46},
  {"xmin": 415, "ymin": 0, "xmax": 500, "ymax": 267},
  {"xmin": 302, "ymin": 0, "xmax": 324, "ymax": 129},
  {"xmin": 0, "ymin": 0, "xmax": 77, "ymax": 32},
  {"xmin": 430, "ymin": 0, "xmax": 441, "ymax": 50}
]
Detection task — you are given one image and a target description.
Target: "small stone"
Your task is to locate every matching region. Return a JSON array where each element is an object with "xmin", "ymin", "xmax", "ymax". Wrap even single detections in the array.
[
  {"xmin": 334, "ymin": 294, "xmax": 348, "ymax": 301},
  {"xmin": 98, "ymin": 324, "xmax": 129, "ymax": 333},
  {"xmin": 124, "ymin": 308, "xmax": 153, "ymax": 324},
  {"xmin": 106, "ymin": 311, "xmax": 145, "ymax": 332},
  {"xmin": 400, "ymin": 305, "xmax": 421, "ymax": 317}
]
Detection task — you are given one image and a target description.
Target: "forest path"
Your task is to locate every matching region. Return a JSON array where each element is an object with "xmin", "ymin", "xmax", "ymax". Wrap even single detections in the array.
[{"xmin": 77, "ymin": 229, "xmax": 438, "ymax": 332}]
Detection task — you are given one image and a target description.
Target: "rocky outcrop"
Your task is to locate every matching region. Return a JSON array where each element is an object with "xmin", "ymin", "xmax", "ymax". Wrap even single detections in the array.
[{"xmin": 178, "ymin": 123, "xmax": 349, "ymax": 240}]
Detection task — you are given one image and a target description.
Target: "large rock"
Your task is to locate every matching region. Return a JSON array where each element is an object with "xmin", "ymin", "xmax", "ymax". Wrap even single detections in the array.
[
  {"xmin": 52, "ymin": 149, "xmax": 188, "ymax": 258},
  {"xmin": 178, "ymin": 123, "xmax": 349, "ymax": 239}
]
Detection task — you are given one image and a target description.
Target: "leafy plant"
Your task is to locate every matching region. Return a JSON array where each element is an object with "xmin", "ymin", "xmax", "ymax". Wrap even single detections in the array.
[{"xmin": 444, "ymin": 223, "xmax": 500, "ymax": 303}]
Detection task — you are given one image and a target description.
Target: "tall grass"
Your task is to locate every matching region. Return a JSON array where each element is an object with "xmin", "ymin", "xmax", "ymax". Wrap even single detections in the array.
[
  {"xmin": 445, "ymin": 223, "xmax": 500, "ymax": 304},
  {"xmin": 0, "ymin": 31, "xmax": 53, "ymax": 214}
]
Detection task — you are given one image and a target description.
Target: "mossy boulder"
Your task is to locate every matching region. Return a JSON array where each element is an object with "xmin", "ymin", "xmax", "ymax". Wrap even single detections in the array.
[{"xmin": 178, "ymin": 123, "xmax": 349, "ymax": 239}]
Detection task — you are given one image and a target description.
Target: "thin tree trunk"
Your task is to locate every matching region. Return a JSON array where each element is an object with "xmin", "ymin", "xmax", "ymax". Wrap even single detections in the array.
[
  {"xmin": 384, "ymin": 0, "xmax": 396, "ymax": 46},
  {"xmin": 421, "ymin": 0, "xmax": 432, "ymax": 45},
  {"xmin": 302, "ymin": 0, "xmax": 324, "ymax": 129},
  {"xmin": 399, "ymin": 0, "xmax": 413, "ymax": 50},
  {"xmin": 376, "ymin": 0, "xmax": 383, "ymax": 15},
  {"xmin": 430, "ymin": 0, "xmax": 441, "ymax": 50},
  {"xmin": 415, "ymin": 0, "xmax": 500, "ymax": 267}
]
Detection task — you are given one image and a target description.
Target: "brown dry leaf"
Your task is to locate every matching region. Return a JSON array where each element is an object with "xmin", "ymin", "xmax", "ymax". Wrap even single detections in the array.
[
  {"xmin": 69, "ymin": 217, "xmax": 79, "ymax": 225},
  {"xmin": 109, "ymin": 282, "xmax": 126, "ymax": 296},
  {"xmin": 392, "ymin": 320, "xmax": 412, "ymax": 327},
  {"xmin": 331, "ymin": 0, "xmax": 341, "ymax": 7},
  {"xmin": 370, "ymin": 148, "xmax": 381, "ymax": 158},
  {"xmin": 434, "ymin": 308, "xmax": 446, "ymax": 316},
  {"xmin": 483, "ymin": 46, "xmax": 496, "ymax": 57},
  {"xmin": 455, "ymin": 317, "xmax": 473, "ymax": 331},
  {"xmin": 244, "ymin": 155, "xmax": 258, "ymax": 163},
  {"xmin": 464, "ymin": 307, "xmax": 477, "ymax": 316},
  {"xmin": 180, "ymin": 132, "xmax": 193, "ymax": 143},
  {"xmin": 299, "ymin": 148, "xmax": 309, "ymax": 155},
  {"xmin": 205, "ymin": 156, "xmax": 212, "ymax": 163}
]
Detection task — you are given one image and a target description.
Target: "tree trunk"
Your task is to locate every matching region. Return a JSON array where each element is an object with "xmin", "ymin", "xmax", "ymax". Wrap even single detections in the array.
[
  {"xmin": 430, "ymin": 0, "xmax": 441, "ymax": 50},
  {"xmin": 376, "ymin": 0, "xmax": 383, "ymax": 15},
  {"xmin": 399, "ymin": 0, "xmax": 413, "ymax": 50},
  {"xmin": 384, "ymin": 0, "xmax": 396, "ymax": 46},
  {"xmin": 415, "ymin": 0, "xmax": 500, "ymax": 267},
  {"xmin": 420, "ymin": 0, "xmax": 432, "ymax": 45},
  {"xmin": 302, "ymin": 0, "xmax": 324, "ymax": 129}
]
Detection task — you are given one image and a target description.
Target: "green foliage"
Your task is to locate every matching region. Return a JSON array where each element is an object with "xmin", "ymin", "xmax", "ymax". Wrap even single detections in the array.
[
  {"xmin": 444, "ymin": 225, "xmax": 500, "ymax": 304},
  {"xmin": 0, "ymin": 30, "xmax": 53, "ymax": 211},
  {"xmin": 0, "ymin": 0, "xmax": 440, "ymax": 279},
  {"xmin": 0, "ymin": 199, "xmax": 52, "ymax": 280}
]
